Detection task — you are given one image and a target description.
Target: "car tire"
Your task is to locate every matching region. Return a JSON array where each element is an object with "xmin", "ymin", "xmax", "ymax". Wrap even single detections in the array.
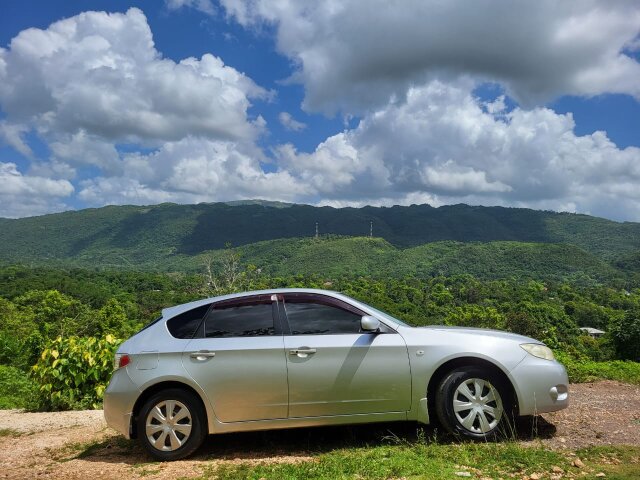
[
  {"xmin": 435, "ymin": 366, "xmax": 511, "ymax": 440},
  {"xmin": 137, "ymin": 388, "xmax": 207, "ymax": 461}
]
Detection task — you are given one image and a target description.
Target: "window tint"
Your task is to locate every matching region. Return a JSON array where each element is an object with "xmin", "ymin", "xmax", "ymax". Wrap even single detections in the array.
[
  {"xmin": 285, "ymin": 301, "xmax": 363, "ymax": 335},
  {"xmin": 205, "ymin": 301, "xmax": 274, "ymax": 338},
  {"xmin": 166, "ymin": 304, "xmax": 210, "ymax": 339}
]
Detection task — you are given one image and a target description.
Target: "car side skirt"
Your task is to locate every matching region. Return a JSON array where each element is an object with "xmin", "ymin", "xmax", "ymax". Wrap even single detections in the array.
[{"xmin": 208, "ymin": 411, "xmax": 409, "ymax": 434}]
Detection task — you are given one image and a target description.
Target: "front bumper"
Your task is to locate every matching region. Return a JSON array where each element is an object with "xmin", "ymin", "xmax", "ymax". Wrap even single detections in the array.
[
  {"xmin": 103, "ymin": 368, "xmax": 140, "ymax": 439},
  {"xmin": 510, "ymin": 355, "xmax": 569, "ymax": 415}
]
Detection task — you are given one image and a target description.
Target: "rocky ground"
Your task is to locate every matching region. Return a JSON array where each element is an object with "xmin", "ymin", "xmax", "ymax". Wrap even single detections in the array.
[{"xmin": 0, "ymin": 381, "xmax": 638, "ymax": 480}]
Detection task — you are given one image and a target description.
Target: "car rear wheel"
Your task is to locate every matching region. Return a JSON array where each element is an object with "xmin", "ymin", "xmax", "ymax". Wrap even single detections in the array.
[
  {"xmin": 435, "ymin": 366, "xmax": 510, "ymax": 439},
  {"xmin": 137, "ymin": 388, "xmax": 207, "ymax": 460}
]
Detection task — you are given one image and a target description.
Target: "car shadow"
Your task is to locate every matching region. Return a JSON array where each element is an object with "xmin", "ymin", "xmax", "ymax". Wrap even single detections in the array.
[{"xmin": 77, "ymin": 415, "xmax": 556, "ymax": 466}]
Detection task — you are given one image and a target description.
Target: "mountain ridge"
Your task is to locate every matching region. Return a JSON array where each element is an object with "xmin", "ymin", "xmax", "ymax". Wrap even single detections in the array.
[{"xmin": 1, "ymin": 202, "xmax": 639, "ymax": 280}]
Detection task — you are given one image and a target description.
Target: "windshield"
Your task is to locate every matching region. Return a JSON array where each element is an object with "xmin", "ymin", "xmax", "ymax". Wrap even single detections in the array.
[
  {"xmin": 348, "ymin": 297, "xmax": 411, "ymax": 327},
  {"xmin": 367, "ymin": 305, "xmax": 411, "ymax": 327}
]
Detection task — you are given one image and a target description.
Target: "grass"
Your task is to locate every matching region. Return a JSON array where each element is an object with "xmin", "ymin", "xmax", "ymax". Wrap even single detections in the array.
[
  {"xmin": 194, "ymin": 443, "xmax": 640, "ymax": 480},
  {"xmin": 578, "ymin": 446, "xmax": 640, "ymax": 480},
  {"xmin": 36, "ymin": 420, "xmax": 638, "ymax": 480},
  {"xmin": 0, "ymin": 428, "xmax": 22, "ymax": 437},
  {"xmin": 555, "ymin": 352, "xmax": 640, "ymax": 385}
]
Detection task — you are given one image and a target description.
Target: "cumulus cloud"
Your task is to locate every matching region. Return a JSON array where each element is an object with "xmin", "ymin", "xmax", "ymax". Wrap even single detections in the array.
[
  {"xmin": 221, "ymin": 0, "xmax": 640, "ymax": 113},
  {"xmin": 2, "ymin": 5, "xmax": 640, "ymax": 222},
  {"xmin": 0, "ymin": 162, "xmax": 74, "ymax": 217},
  {"xmin": 0, "ymin": 8, "xmax": 265, "ymax": 144},
  {"xmin": 49, "ymin": 131, "xmax": 121, "ymax": 174},
  {"xmin": 275, "ymin": 81, "xmax": 640, "ymax": 220},
  {"xmin": 278, "ymin": 111, "xmax": 306, "ymax": 131},
  {"xmin": 78, "ymin": 136, "xmax": 308, "ymax": 206},
  {"xmin": 0, "ymin": 8, "xmax": 273, "ymax": 216}
]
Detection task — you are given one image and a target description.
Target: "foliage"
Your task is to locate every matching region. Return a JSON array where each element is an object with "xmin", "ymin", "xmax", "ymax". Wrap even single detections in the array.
[
  {"xmin": 1, "ymin": 202, "xmax": 640, "ymax": 278},
  {"xmin": 31, "ymin": 335, "xmax": 122, "ymax": 410},
  {"xmin": 609, "ymin": 307, "xmax": 640, "ymax": 361},
  {"xmin": 554, "ymin": 351, "xmax": 640, "ymax": 384},
  {"xmin": 0, "ymin": 365, "xmax": 39, "ymax": 410},
  {"xmin": 1, "ymin": 263, "xmax": 640, "ymax": 411}
]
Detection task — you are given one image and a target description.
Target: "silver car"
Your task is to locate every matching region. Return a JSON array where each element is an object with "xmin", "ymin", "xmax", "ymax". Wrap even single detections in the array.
[{"xmin": 104, "ymin": 288, "xmax": 569, "ymax": 460}]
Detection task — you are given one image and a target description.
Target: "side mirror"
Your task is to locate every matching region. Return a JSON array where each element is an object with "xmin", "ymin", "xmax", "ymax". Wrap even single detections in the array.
[{"xmin": 361, "ymin": 315, "xmax": 380, "ymax": 332}]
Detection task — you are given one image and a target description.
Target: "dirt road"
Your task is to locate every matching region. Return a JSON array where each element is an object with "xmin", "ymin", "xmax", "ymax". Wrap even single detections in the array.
[{"xmin": 0, "ymin": 381, "xmax": 638, "ymax": 480}]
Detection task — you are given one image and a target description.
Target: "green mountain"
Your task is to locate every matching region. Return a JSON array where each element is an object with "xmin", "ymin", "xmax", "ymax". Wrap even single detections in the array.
[
  {"xmin": 178, "ymin": 237, "xmax": 620, "ymax": 283},
  {"xmin": 0, "ymin": 202, "xmax": 639, "ymax": 282}
]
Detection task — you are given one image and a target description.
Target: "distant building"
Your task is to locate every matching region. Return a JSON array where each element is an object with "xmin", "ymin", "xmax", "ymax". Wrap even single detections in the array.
[{"xmin": 579, "ymin": 327, "xmax": 605, "ymax": 338}]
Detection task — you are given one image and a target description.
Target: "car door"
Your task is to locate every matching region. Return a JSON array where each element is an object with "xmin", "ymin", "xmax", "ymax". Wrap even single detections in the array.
[
  {"xmin": 281, "ymin": 293, "xmax": 412, "ymax": 418},
  {"xmin": 182, "ymin": 294, "xmax": 288, "ymax": 423}
]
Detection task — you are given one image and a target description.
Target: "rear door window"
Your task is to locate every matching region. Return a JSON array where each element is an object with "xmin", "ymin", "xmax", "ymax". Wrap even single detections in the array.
[{"xmin": 205, "ymin": 298, "xmax": 275, "ymax": 338}]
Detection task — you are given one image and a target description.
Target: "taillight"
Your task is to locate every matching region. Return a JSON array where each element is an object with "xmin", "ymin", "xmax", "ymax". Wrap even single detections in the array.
[{"xmin": 114, "ymin": 353, "xmax": 130, "ymax": 370}]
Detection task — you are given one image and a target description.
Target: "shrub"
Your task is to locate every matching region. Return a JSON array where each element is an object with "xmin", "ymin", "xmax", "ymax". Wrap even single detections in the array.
[
  {"xmin": 0, "ymin": 365, "xmax": 39, "ymax": 410},
  {"xmin": 554, "ymin": 350, "xmax": 640, "ymax": 384},
  {"xmin": 31, "ymin": 334, "xmax": 122, "ymax": 410},
  {"xmin": 609, "ymin": 308, "xmax": 640, "ymax": 361}
]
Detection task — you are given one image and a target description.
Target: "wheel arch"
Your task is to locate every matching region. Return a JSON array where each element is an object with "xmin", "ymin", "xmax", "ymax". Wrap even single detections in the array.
[
  {"xmin": 129, "ymin": 380, "xmax": 209, "ymax": 439},
  {"xmin": 426, "ymin": 356, "xmax": 519, "ymax": 419}
]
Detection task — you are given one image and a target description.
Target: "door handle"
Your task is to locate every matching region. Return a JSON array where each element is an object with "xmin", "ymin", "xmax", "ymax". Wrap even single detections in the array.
[
  {"xmin": 289, "ymin": 347, "xmax": 317, "ymax": 355},
  {"xmin": 190, "ymin": 350, "xmax": 216, "ymax": 360}
]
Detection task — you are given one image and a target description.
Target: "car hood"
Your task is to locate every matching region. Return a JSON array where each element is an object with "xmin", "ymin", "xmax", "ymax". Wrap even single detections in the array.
[{"xmin": 416, "ymin": 325, "xmax": 542, "ymax": 344}]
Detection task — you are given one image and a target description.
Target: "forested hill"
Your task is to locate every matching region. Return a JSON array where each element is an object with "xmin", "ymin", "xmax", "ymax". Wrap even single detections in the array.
[{"xmin": 1, "ymin": 201, "xmax": 640, "ymax": 276}]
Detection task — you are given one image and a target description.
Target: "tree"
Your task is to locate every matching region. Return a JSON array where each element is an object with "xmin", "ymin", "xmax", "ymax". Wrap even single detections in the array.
[{"xmin": 610, "ymin": 308, "xmax": 640, "ymax": 361}]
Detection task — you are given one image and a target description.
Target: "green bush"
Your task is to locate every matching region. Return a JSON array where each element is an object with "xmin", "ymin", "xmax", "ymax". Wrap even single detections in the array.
[
  {"xmin": 31, "ymin": 334, "xmax": 122, "ymax": 410},
  {"xmin": 0, "ymin": 365, "xmax": 39, "ymax": 410},
  {"xmin": 609, "ymin": 308, "xmax": 640, "ymax": 361},
  {"xmin": 555, "ymin": 350, "xmax": 640, "ymax": 384}
]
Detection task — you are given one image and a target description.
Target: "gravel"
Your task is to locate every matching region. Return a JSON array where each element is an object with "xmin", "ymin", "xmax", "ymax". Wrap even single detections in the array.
[{"xmin": 1, "ymin": 381, "xmax": 638, "ymax": 479}]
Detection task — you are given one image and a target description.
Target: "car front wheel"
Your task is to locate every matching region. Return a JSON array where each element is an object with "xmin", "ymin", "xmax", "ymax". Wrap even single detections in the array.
[
  {"xmin": 137, "ymin": 388, "xmax": 207, "ymax": 460},
  {"xmin": 435, "ymin": 366, "xmax": 510, "ymax": 439}
]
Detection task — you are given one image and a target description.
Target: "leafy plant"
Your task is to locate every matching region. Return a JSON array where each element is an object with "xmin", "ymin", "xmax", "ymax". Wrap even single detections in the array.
[
  {"xmin": 554, "ymin": 350, "xmax": 640, "ymax": 384},
  {"xmin": 0, "ymin": 365, "xmax": 39, "ymax": 410},
  {"xmin": 609, "ymin": 308, "xmax": 640, "ymax": 361},
  {"xmin": 31, "ymin": 334, "xmax": 122, "ymax": 410}
]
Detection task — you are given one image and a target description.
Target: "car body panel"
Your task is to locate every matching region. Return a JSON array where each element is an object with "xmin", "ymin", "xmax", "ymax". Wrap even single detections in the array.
[
  {"xmin": 183, "ymin": 335, "xmax": 289, "ymax": 422},
  {"xmin": 104, "ymin": 288, "xmax": 569, "ymax": 439},
  {"xmin": 284, "ymin": 332, "xmax": 411, "ymax": 417}
]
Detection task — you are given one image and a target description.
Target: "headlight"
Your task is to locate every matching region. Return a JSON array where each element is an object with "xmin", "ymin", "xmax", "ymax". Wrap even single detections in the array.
[{"xmin": 520, "ymin": 343, "xmax": 554, "ymax": 361}]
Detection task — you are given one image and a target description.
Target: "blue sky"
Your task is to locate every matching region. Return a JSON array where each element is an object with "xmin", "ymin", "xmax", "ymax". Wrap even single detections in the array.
[{"xmin": 0, "ymin": 1, "xmax": 639, "ymax": 220}]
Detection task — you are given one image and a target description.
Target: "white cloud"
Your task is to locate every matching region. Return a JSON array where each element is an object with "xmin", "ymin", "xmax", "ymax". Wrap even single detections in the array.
[
  {"xmin": 0, "ymin": 8, "xmax": 276, "ymax": 216},
  {"xmin": 78, "ymin": 136, "xmax": 308, "ymax": 206},
  {"xmin": 278, "ymin": 111, "xmax": 306, "ymax": 131},
  {"xmin": 0, "ymin": 122, "xmax": 33, "ymax": 158},
  {"xmin": 0, "ymin": 8, "xmax": 265, "ymax": 145},
  {"xmin": 221, "ymin": 0, "xmax": 640, "ymax": 114},
  {"xmin": 275, "ymin": 81, "xmax": 640, "ymax": 221},
  {"xmin": 2, "ymin": 5, "xmax": 640, "ymax": 223},
  {"xmin": 166, "ymin": 0, "xmax": 215, "ymax": 16},
  {"xmin": 50, "ymin": 131, "xmax": 121, "ymax": 174},
  {"xmin": 0, "ymin": 162, "xmax": 74, "ymax": 218}
]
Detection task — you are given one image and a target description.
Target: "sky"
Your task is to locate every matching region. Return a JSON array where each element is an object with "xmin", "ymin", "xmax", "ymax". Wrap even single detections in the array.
[{"xmin": 0, "ymin": 1, "xmax": 639, "ymax": 221}]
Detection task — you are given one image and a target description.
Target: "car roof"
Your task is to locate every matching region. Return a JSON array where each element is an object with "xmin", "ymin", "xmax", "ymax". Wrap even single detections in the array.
[{"xmin": 160, "ymin": 288, "xmax": 364, "ymax": 321}]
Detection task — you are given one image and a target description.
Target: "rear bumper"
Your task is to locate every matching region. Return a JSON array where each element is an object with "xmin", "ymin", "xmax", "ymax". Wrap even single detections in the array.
[
  {"xmin": 103, "ymin": 368, "xmax": 140, "ymax": 439},
  {"xmin": 510, "ymin": 356, "xmax": 569, "ymax": 415}
]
